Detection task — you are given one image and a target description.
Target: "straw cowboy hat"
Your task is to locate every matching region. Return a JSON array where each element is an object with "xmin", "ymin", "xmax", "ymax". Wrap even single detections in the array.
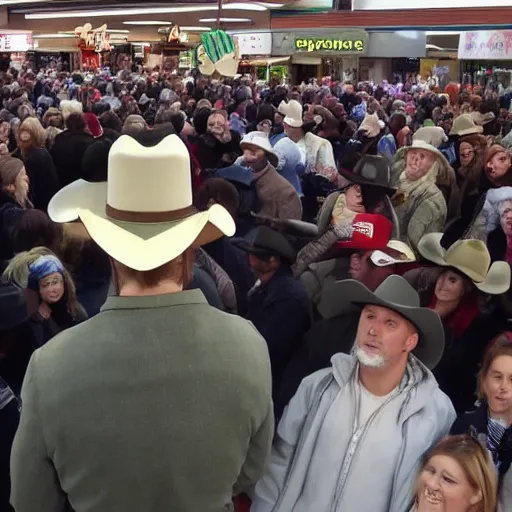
[
  {"xmin": 278, "ymin": 99, "xmax": 303, "ymax": 128},
  {"xmin": 317, "ymin": 275, "xmax": 445, "ymax": 369},
  {"xmin": 449, "ymin": 114, "xmax": 483, "ymax": 137},
  {"xmin": 48, "ymin": 134, "xmax": 235, "ymax": 271},
  {"xmin": 418, "ymin": 233, "xmax": 510, "ymax": 295},
  {"xmin": 240, "ymin": 132, "xmax": 279, "ymax": 168}
]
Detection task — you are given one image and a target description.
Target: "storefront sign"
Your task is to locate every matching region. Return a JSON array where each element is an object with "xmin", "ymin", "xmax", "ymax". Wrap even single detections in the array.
[
  {"xmin": 295, "ymin": 37, "xmax": 365, "ymax": 53},
  {"xmin": 75, "ymin": 23, "xmax": 111, "ymax": 52},
  {"xmin": 0, "ymin": 34, "xmax": 32, "ymax": 52},
  {"xmin": 458, "ymin": 30, "xmax": 512, "ymax": 60}
]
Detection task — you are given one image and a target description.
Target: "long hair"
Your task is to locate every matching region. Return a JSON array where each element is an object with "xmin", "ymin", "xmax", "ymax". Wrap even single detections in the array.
[
  {"xmin": 17, "ymin": 117, "xmax": 46, "ymax": 158},
  {"xmin": 418, "ymin": 435, "xmax": 497, "ymax": 512},
  {"xmin": 2, "ymin": 247, "xmax": 85, "ymax": 319}
]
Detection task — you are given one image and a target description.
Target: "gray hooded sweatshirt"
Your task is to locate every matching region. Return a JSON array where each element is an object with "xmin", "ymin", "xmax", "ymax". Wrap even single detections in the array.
[{"xmin": 251, "ymin": 353, "xmax": 455, "ymax": 512}]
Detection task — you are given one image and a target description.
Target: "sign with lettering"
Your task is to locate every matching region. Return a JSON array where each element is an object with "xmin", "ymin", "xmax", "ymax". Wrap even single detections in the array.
[
  {"xmin": 295, "ymin": 37, "xmax": 365, "ymax": 53},
  {"xmin": 458, "ymin": 30, "xmax": 512, "ymax": 60}
]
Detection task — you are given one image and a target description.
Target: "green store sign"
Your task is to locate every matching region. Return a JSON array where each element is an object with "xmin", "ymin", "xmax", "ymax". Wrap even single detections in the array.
[{"xmin": 295, "ymin": 37, "xmax": 365, "ymax": 53}]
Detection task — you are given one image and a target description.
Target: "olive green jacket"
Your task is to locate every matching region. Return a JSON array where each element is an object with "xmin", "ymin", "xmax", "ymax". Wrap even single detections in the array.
[{"xmin": 11, "ymin": 290, "xmax": 273, "ymax": 512}]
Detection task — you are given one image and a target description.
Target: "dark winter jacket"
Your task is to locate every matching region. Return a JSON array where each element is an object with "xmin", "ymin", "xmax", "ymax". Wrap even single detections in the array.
[
  {"xmin": 23, "ymin": 147, "xmax": 60, "ymax": 212},
  {"xmin": 0, "ymin": 190, "xmax": 24, "ymax": 263},
  {"xmin": 245, "ymin": 265, "xmax": 312, "ymax": 408},
  {"xmin": 196, "ymin": 131, "xmax": 242, "ymax": 171},
  {"xmin": 50, "ymin": 130, "xmax": 94, "ymax": 187}
]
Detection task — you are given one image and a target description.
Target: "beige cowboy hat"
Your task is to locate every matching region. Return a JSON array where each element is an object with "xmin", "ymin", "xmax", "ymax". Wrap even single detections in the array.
[
  {"xmin": 370, "ymin": 240, "xmax": 416, "ymax": 267},
  {"xmin": 418, "ymin": 233, "xmax": 510, "ymax": 295},
  {"xmin": 240, "ymin": 131, "xmax": 279, "ymax": 168},
  {"xmin": 449, "ymin": 114, "xmax": 483, "ymax": 137},
  {"xmin": 405, "ymin": 139, "xmax": 446, "ymax": 161},
  {"xmin": 48, "ymin": 134, "xmax": 235, "ymax": 271},
  {"xmin": 278, "ymin": 99, "xmax": 303, "ymax": 128}
]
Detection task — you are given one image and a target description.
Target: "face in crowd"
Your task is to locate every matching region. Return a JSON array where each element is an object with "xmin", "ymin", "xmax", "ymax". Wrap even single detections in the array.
[
  {"xmin": 487, "ymin": 150, "xmax": 511, "ymax": 181},
  {"xmin": 434, "ymin": 270, "xmax": 468, "ymax": 305},
  {"xmin": 405, "ymin": 149, "xmax": 435, "ymax": 182},
  {"xmin": 500, "ymin": 200, "xmax": 512, "ymax": 238},
  {"xmin": 354, "ymin": 304, "xmax": 418, "ymax": 370},
  {"xmin": 481, "ymin": 349, "xmax": 512, "ymax": 423},
  {"xmin": 344, "ymin": 184, "xmax": 365, "ymax": 213},
  {"xmin": 243, "ymin": 143, "xmax": 266, "ymax": 170},
  {"xmin": 458, "ymin": 142, "xmax": 475, "ymax": 168},
  {"xmin": 207, "ymin": 113, "xmax": 227, "ymax": 139},
  {"xmin": 38, "ymin": 272, "xmax": 65, "ymax": 304}
]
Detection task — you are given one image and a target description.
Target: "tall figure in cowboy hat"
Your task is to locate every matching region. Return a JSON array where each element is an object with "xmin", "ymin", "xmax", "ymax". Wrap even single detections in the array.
[
  {"xmin": 11, "ymin": 134, "xmax": 274, "ymax": 512},
  {"xmin": 251, "ymin": 275, "xmax": 455, "ymax": 512},
  {"xmin": 404, "ymin": 233, "xmax": 510, "ymax": 413},
  {"xmin": 239, "ymin": 131, "xmax": 302, "ymax": 221}
]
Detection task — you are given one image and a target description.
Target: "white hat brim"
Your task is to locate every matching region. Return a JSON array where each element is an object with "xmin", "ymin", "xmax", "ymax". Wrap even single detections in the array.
[
  {"xmin": 48, "ymin": 180, "xmax": 235, "ymax": 271},
  {"xmin": 283, "ymin": 116, "xmax": 303, "ymax": 128}
]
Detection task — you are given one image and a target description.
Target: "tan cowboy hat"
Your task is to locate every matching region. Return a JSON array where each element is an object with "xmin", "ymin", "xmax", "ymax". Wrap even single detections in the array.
[
  {"xmin": 370, "ymin": 240, "xmax": 416, "ymax": 267},
  {"xmin": 405, "ymin": 139, "xmax": 445, "ymax": 161},
  {"xmin": 449, "ymin": 114, "xmax": 483, "ymax": 137},
  {"xmin": 278, "ymin": 99, "xmax": 303, "ymax": 128},
  {"xmin": 48, "ymin": 134, "xmax": 235, "ymax": 271},
  {"xmin": 240, "ymin": 132, "xmax": 279, "ymax": 168},
  {"xmin": 418, "ymin": 233, "xmax": 510, "ymax": 295},
  {"xmin": 317, "ymin": 275, "xmax": 445, "ymax": 369}
]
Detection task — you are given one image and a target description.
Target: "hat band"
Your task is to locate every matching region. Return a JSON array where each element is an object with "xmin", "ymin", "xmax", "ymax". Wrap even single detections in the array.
[{"xmin": 106, "ymin": 204, "xmax": 198, "ymax": 223}]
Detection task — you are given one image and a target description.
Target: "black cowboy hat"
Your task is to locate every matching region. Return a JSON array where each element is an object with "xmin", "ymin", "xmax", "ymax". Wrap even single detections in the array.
[
  {"xmin": 339, "ymin": 154, "xmax": 397, "ymax": 197},
  {"xmin": 233, "ymin": 226, "xmax": 297, "ymax": 265}
]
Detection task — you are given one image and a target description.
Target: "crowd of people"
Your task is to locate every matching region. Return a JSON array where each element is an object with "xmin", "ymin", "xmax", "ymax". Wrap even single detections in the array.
[{"xmin": 2, "ymin": 62, "xmax": 512, "ymax": 512}]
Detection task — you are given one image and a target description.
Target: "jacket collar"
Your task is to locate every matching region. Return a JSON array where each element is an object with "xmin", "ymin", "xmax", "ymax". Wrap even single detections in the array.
[{"xmin": 100, "ymin": 289, "xmax": 207, "ymax": 312}]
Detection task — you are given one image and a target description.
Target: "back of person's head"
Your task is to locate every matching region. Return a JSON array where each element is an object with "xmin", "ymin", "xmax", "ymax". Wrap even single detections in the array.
[
  {"xmin": 42, "ymin": 107, "xmax": 64, "ymax": 129},
  {"xmin": 193, "ymin": 107, "xmax": 212, "ymax": 136},
  {"xmin": 60, "ymin": 99, "xmax": 83, "ymax": 122},
  {"xmin": 99, "ymin": 110, "xmax": 123, "ymax": 134},
  {"xmin": 65, "ymin": 112, "xmax": 87, "ymax": 133},
  {"xmin": 417, "ymin": 435, "xmax": 496, "ymax": 512},
  {"xmin": 13, "ymin": 209, "xmax": 63, "ymax": 254},
  {"xmin": 155, "ymin": 105, "xmax": 175, "ymax": 125},
  {"xmin": 195, "ymin": 178, "xmax": 239, "ymax": 220},
  {"xmin": 122, "ymin": 114, "xmax": 148, "ymax": 135}
]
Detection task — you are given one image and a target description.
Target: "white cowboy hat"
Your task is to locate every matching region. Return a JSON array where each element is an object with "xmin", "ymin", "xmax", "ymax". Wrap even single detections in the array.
[
  {"xmin": 418, "ymin": 233, "xmax": 510, "ymax": 295},
  {"xmin": 278, "ymin": 99, "xmax": 303, "ymax": 128},
  {"xmin": 449, "ymin": 114, "xmax": 483, "ymax": 137},
  {"xmin": 240, "ymin": 132, "xmax": 279, "ymax": 168},
  {"xmin": 48, "ymin": 134, "xmax": 235, "ymax": 271},
  {"xmin": 405, "ymin": 139, "xmax": 445, "ymax": 161},
  {"xmin": 370, "ymin": 240, "xmax": 416, "ymax": 267}
]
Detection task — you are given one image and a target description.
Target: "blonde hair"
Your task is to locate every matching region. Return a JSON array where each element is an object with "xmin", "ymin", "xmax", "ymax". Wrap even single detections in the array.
[
  {"xmin": 17, "ymin": 117, "xmax": 46, "ymax": 157},
  {"xmin": 2, "ymin": 247, "xmax": 86, "ymax": 319},
  {"xmin": 60, "ymin": 99, "xmax": 83, "ymax": 122},
  {"xmin": 419, "ymin": 435, "xmax": 497, "ymax": 512}
]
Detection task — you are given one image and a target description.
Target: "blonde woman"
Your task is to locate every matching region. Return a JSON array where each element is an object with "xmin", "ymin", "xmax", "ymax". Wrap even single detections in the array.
[
  {"xmin": 412, "ymin": 435, "xmax": 497, "ymax": 512},
  {"xmin": 16, "ymin": 117, "xmax": 60, "ymax": 212},
  {"xmin": 3, "ymin": 247, "xmax": 87, "ymax": 346}
]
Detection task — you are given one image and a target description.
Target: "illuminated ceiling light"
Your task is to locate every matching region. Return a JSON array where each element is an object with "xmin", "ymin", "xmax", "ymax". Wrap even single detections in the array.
[
  {"xmin": 34, "ymin": 33, "xmax": 76, "ymax": 39},
  {"xmin": 254, "ymin": 2, "xmax": 285, "ymax": 7},
  {"xmin": 58, "ymin": 29, "xmax": 130, "ymax": 34},
  {"xmin": 200, "ymin": 17, "xmax": 252, "ymax": 22},
  {"xmin": 25, "ymin": 3, "xmax": 266, "ymax": 20},
  {"xmin": 0, "ymin": 0, "xmax": 45, "ymax": 4},
  {"xmin": 123, "ymin": 21, "xmax": 173, "ymax": 25},
  {"xmin": 181, "ymin": 26, "xmax": 212, "ymax": 31},
  {"xmin": 426, "ymin": 31, "xmax": 462, "ymax": 36}
]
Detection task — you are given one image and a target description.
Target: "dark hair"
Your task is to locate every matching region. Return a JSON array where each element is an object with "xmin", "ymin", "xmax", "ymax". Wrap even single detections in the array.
[
  {"xmin": 13, "ymin": 209, "xmax": 63, "ymax": 254},
  {"xmin": 66, "ymin": 112, "xmax": 87, "ymax": 133},
  {"xmin": 195, "ymin": 178, "xmax": 239, "ymax": 220},
  {"xmin": 99, "ymin": 111, "xmax": 123, "ymax": 133}
]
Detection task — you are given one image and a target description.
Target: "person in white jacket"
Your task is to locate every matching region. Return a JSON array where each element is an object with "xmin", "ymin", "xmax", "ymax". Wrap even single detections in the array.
[{"xmin": 251, "ymin": 275, "xmax": 456, "ymax": 512}]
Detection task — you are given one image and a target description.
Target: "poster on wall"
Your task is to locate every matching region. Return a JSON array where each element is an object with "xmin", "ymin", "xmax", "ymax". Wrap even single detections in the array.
[
  {"xmin": 458, "ymin": 30, "xmax": 512, "ymax": 60},
  {"xmin": 234, "ymin": 33, "xmax": 271, "ymax": 55}
]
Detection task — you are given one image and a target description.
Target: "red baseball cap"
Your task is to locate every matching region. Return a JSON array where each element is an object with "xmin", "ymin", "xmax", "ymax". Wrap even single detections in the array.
[{"xmin": 335, "ymin": 213, "xmax": 392, "ymax": 250}]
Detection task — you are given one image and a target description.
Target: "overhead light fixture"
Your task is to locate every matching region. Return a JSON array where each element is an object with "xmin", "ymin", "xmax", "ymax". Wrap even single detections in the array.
[
  {"xmin": 426, "ymin": 31, "xmax": 462, "ymax": 36},
  {"xmin": 123, "ymin": 21, "xmax": 173, "ymax": 26},
  {"xmin": 0, "ymin": 0, "xmax": 45, "ymax": 4},
  {"xmin": 253, "ymin": 2, "xmax": 284, "ymax": 6},
  {"xmin": 181, "ymin": 26, "xmax": 212, "ymax": 32},
  {"xmin": 200, "ymin": 17, "xmax": 252, "ymax": 23},
  {"xmin": 58, "ymin": 29, "xmax": 130, "ymax": 35},
  {"xmin": 34, "ymin": 34, "xmax": 76, "ymax": 39},
  {"xmin": 25, "ymin": 3, "xmax": 266, "ymax": 20}
]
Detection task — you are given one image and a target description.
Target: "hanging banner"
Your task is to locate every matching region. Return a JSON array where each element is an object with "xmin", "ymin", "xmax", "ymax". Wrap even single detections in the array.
[{"xmin": 458, "ymin": 30, "xmax": 512, "ymax": 60}]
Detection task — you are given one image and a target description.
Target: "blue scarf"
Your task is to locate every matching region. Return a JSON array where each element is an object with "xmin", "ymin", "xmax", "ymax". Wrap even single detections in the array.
[{"xmin": 28, "ymin": 255, "xmax": 64, "ymax": 291}]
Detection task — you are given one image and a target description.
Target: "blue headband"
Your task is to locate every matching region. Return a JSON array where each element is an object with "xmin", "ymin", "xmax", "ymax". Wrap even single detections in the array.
[{"xmin": 28, "ymin": 255, "xmax": 65, "ymax": 290}]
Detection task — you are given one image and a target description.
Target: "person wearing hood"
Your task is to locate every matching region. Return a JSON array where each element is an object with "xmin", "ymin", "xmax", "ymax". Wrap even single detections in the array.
[
  {"xmin": 251, "ymin": 275, "xmax": 455, "ymax": 512},
  {"xmin": 0, "ymin": 157, "xmax": 30, "ymax": 263},
  {"xmin": 406, "ymin": 233, "xmax": 510, "ymax": 412},
  {"xmin": 391, "ymin": 140, "xmax": 455, "ymax": 251},
  {"xmin": 239, "ymin": 132, "xmax": 302, "ymax": 220}
]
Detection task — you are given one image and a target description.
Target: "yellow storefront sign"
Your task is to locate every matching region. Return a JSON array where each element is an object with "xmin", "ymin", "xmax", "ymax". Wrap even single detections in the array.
[{"xmin": 295, "ymin": 38, "xmax": 365, "ymax": 53}]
